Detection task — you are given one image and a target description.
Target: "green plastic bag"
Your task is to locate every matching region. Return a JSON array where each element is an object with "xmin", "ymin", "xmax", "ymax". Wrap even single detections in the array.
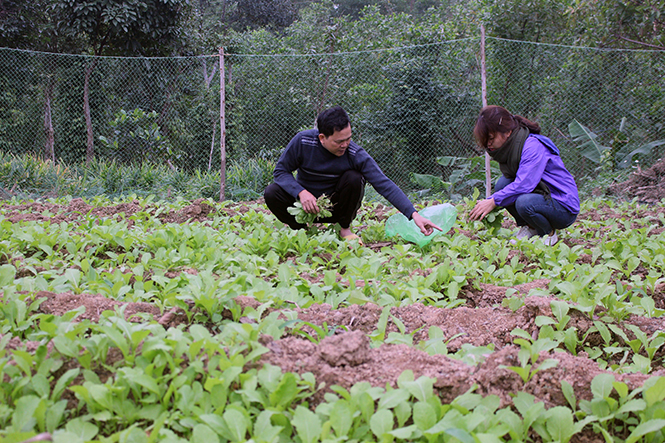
[{"xmin": 385, "ymin": 203, "xmax": 457, "ymax": 247}]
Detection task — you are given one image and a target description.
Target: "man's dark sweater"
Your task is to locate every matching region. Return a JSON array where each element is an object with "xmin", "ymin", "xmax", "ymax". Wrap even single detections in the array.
[{"xmin": 273, "ymin": 128, "xmax": 416, "ymax": 218}]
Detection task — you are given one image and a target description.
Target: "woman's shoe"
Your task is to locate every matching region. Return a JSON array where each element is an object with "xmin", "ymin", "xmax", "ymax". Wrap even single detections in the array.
[
  {"xmin": 541, "ymin": 231, "xmax": 558, "ymax": 246},
  {"xmin": 510, "ymin": 226, "xmax": 538, "ymax": 244}
]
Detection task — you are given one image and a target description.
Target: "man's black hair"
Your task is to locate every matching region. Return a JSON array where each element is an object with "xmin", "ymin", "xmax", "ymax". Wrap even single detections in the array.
[{"xmin": 316, "ymin": 106, "xmax": 350, "ymax": 137}]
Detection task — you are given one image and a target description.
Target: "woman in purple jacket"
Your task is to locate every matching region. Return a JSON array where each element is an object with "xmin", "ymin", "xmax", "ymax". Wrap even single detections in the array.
[{"xmin": 469, "ymin": 106, "xmax": 580, "ymax": 246}]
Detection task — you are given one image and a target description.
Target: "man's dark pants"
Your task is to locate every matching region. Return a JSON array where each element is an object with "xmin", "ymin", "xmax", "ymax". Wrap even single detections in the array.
[{"xmin": 264, "ymin": 170, "xmax": 365, "ymax": 230}]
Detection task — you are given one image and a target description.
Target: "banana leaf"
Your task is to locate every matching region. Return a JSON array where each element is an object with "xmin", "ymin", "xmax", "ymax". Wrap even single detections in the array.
[
  {"xmin": 568, "ymin": 120, "xmax": 609, "ymax": 164},
  {"xmin": 615, "ymin": 140, "xmax": 665, "ymax": 169}
]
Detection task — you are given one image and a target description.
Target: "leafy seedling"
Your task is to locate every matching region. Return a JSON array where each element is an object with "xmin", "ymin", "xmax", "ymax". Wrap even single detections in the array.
[
  {"xmin": 502, "ymin": 329, "xmax": 560, "ymax": 384},
  {"xmin": 284, "ymin": 320, "xmax": 346, "ymax": 344}
]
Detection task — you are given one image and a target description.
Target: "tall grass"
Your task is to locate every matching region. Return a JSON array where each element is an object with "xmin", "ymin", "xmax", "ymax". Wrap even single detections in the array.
[
  {"xmin": 226, "ymin": 156, "xmax": 275, "ymax": 201},
  {"xmin": 0, "ymin": 152, "xmax": 276, "ymax": 201},
  {"xmin": 0, "ymin": 152, "xmax": 77, "ymax": 198},
  {"xmin": 0, "ymin": 150, "xmax": 635, "ymax": 203}
]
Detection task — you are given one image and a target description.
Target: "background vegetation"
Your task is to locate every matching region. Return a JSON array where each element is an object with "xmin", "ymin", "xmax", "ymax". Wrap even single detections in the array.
[{"xmin": 1, "ymin": 0, "xmax": 664, "ymax": 200}]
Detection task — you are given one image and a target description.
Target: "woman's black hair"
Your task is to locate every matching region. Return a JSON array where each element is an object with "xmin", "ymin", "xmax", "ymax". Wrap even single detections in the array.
[{"xmin": 473, "ymin": 105, "xmax": 540, "ymax": 149}]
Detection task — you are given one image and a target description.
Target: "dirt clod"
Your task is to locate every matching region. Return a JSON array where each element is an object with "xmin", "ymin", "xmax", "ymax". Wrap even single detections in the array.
[{"xmin": 319, "ymin": 330, "xmax": 370, "ymax": 367}]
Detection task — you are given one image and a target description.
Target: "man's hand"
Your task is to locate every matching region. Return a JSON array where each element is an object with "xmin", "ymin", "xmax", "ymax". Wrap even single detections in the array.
[
  {"xmin": 469, "ymin": 198, "xmax": 497, "ymax": 221},
  {"xmin": 412, "ymin": 212, "xmax": 443, "ymax": 236},
  {"xmin": 298, "ymin": 190, "xmax": 319, "ymax": 213}
]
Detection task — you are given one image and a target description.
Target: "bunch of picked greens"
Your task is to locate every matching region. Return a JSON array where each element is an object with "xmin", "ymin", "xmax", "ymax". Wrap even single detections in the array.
[
  {"xmin": 482, "ymin": 208, "xmax": 504, "ymax": 233},
  {"xmin": 467, "ymin": 188, "xmax": 504, "ymax": 233},
  {"xmin": 287, "ymin": 194, "xmax": 333, "ymax": 225}
]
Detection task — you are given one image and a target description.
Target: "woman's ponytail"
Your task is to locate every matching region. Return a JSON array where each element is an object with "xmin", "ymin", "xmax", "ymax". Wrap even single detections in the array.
[{"xmin": 513, "ymin": 114, "xmax": 541, "ymax": 134}]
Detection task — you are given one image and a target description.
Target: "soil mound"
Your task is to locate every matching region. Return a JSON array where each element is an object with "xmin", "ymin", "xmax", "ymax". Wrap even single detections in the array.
[{"xmin": 608, "ymin": 157, "xmax": 665, "ymax": 203}]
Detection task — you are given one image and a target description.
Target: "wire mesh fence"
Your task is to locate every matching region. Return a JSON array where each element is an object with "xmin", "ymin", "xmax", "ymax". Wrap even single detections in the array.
[
  {"xmin": 486, "ymin": 40, "xmax": 665, "ymax": 187},
  {"xmin": 0, "ymin": 50, "xmax": 220, "ymax": 169},
  {"xmin": 1, "ymin": 38, "xmax": 664, "ymax": 197}
]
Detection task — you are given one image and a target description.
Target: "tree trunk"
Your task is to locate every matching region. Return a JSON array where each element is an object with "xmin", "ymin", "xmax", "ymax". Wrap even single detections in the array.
[
  {"xmin": 221, "ymin": 0, "xmax": 227, "ymax": 33},
  {"xmin": 316, "ymin": 31, "xmax": 337, "ymax": 115},
  {"xmin": 202, "ymin": 58, "xmax": 218, "ymax": 89},
  {"xmin": 84, "ymin": 61, "xmax": 97, "ymax": 164},
  {"xmin": 208, "ymin": 120, "xmax": 216, "ymax": 171},
  {"xmin": 43, "ymin": 82, "xmax": 55, "ymax": 162}
]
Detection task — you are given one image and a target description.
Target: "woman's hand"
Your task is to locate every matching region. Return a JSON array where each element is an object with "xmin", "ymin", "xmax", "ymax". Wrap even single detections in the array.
[{"xmin": 469, "ymin": 198, "xmax": 497, "ymax": 221}]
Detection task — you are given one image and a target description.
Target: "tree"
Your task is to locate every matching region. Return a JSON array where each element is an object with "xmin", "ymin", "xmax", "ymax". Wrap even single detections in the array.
[
  {"xmin": 483, "ymin": 0, "xmax": 571, "ymax": 43},
  {"xmin": 1, "ymin": 0, "xmax": 77, "ymax": 162},
  {"xmin": 333, "ymin": 0, "xmax": 444, "ymax": 18},
  {"xmin": 52, "ymin": 0, "xmax": 192, "ymax": 163},
  {"xmin": 567, "ymin": 0, "xmax": 665, "ymax": 49},
  {"xmin": 235, "ymin": 0, "xmax": 297, "ymax": 31},
  {"xmin": 0, "ymin": 0, "xmax": 44, "ymax": 48},
  {"xmin": 380, "ymin": 53, "xmax": 477, "ymax": 177}
]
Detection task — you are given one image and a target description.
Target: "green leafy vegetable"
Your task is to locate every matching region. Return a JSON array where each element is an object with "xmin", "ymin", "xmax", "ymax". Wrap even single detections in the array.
[
  {"xmin": 482, "ymin": 208, "xmax": 504, "ymax": 233},
  {"xmin": 287, "ymin": 194, "xmax": 333, "ymax": 225},
  {"xmin": 467, "ymin": 187, "xmax": 504, "ymax": 233}
]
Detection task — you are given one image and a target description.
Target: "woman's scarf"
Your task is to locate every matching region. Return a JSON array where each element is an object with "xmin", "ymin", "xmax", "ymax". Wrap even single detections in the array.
[{"xmin": 487, "ymin": 125, "xmax": 551, "ymax": 198}]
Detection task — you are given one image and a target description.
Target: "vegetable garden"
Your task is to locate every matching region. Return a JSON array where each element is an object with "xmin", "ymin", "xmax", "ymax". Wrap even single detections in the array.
[{"xmin": 1, "ymin": 164, "xmax": 665, "ymax": 442}]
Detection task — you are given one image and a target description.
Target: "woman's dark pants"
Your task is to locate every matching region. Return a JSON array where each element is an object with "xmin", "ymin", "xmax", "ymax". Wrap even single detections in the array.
[{"xmin": 495, "ymin": 176, "xmax": 577, "ymax": 235}]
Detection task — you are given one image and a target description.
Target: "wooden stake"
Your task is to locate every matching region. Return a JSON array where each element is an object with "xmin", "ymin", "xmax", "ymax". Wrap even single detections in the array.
[
  {"xmin": 219, "ymin": 47, "xmax": 227, "ymax": 202},
  {"xmin": 480, "ymin": 24, "xmax": 491, "ymax": 199}
]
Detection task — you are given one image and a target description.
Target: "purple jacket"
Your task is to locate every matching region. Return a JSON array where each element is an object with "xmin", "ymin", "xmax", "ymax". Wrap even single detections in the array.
[{"xmin": 492, "ymin": 135, "xmax": 580, "ymax": 214}]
